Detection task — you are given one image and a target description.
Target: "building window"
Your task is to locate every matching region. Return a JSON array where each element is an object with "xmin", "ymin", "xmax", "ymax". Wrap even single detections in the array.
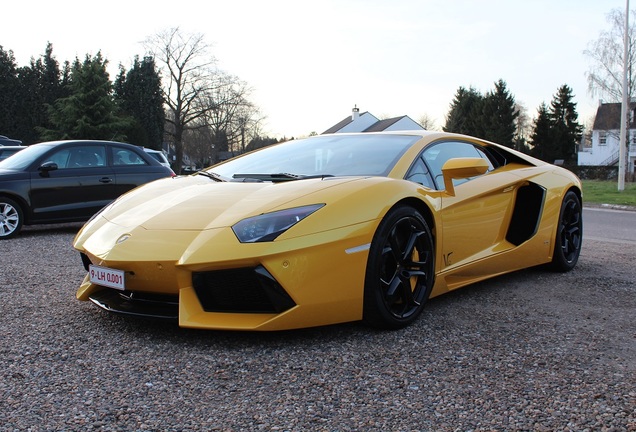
[{"xmin": 599, "ymin": 132, "xmax": 607, "ymax": 145}]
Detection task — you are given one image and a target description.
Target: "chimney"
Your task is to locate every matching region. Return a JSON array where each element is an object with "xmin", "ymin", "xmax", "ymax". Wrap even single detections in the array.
[{"xmin": 352, "ymin": 105, "xmax": 360, "ymax": 120}]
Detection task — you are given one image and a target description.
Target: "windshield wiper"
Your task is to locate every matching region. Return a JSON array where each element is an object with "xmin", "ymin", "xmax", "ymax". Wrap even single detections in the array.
[
  {"xmin": 196, "ymin": 171, "xmax": 225, "ymax": 182},
  {"xmin": 232, "ymin": 173, "xmax": 334, "ymax": 182}
]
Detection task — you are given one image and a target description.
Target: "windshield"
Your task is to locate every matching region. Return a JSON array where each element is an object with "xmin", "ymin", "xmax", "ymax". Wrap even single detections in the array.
[
  {"xmin": 0, "ymin": 144, "xmax": 53, "ymax": 170},
  {"xmin": 211, "ymin": 134, "xmax": 419, "ymax": 180}
]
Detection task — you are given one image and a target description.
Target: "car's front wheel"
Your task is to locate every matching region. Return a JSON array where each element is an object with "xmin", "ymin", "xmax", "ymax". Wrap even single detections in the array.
[
  {"xmin": 0, "ymin": 197, "xmax": 24, "ymax": 240},
  {"xmin": 550, "ymin": 190, "xmax": 582, "ymax": 272},
  {"xmin": 363, "ymin": 205, "xmax": 435, "ymax": 329}
]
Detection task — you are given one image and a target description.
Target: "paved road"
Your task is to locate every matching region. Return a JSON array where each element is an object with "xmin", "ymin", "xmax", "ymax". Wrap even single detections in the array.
[{"xmin": 583, "ymin": 206, "xmax": 636, "ymax": 245}]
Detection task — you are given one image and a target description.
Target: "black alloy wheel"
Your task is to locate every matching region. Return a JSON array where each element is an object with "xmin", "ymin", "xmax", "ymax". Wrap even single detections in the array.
[
  {"xmin": 551, "ymin": 190, "xmax": 582, "ymax": 272},
  {"xmin": 363, "ymin": 206, "xmax": 435, "ymax": 329}
]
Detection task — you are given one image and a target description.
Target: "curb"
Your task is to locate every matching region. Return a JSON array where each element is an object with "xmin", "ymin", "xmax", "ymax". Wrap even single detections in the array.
[{"xmin": 584, "ymin": 203, "xmax": 636, "ymax": 212}]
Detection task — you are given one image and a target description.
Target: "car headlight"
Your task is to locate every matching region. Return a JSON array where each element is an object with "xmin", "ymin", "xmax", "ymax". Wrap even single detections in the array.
[{"xmin": 232, "ymin": 204, "xmax": 325, "ymax": 243}]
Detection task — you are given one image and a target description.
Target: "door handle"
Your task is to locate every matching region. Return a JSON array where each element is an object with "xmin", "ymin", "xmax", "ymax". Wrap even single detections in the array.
[{"xmin": 99, "ymin": 177, "xmax": 113, "ymax": 183}]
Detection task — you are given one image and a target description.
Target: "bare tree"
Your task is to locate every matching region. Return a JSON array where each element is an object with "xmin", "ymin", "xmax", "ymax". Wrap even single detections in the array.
[
  {"xmin": 581, "ymin": 115, "xmax": 596, "ymax": 150},
  {"xmin": 202, "ymin": 75, "xmax": 260, "ymax": 155},
  {"xmin": 514, "ymin": 102, "xmax": 532, "ymax": 152},
  {"xmin": 145, "ymin": 28, "xmax": 265, "ymax": 172},
  {"xmin": 417, "ymin": 113, "xmax": 437, "ymax": 131},
  {"xmin": 234, "ymin": 102, "xmax": 266, "ymax": 153},
  {"xmin": 584, "ymin": 8, "xmax": 636, "ymax": 102},
  {"xmin": 183, "ymin": 125, "xmax": 215, "ymax": 169},
  {"xmin": 144, "ymin": 28, "xmax": 220, "ymax": 173}
]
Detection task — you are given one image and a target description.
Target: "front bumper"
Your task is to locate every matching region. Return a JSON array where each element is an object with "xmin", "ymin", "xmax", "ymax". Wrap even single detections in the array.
[{"xmin": 75, "ymin": 221, "xmax": 375, "ymax": 330}]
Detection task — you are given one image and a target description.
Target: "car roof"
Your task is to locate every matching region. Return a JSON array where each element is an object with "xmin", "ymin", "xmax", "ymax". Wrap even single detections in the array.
[
  {"xmin": 32, "ymin": 139, "xmax": 140, "ymax": 147},
  {"xmin": 318, "ymin": 130, "xmax": 547, "ymax": 170},
  {"xmin": 27, "ymin": 140, "xmax": 151, "ymax": 155},
  {"xmin": 0, "ymin": 136, "xmax": 23, "ymax": 146}
]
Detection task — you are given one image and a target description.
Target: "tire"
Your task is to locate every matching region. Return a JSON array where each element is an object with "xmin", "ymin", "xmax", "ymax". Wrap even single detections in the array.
[
  {"xmin": 363, "ymin": 205, "xmax": 435, "ymax": 329},
  {"xmin": 0, "ymin": 197, "xmax": 24, "ymax": 240},
  {"xmin": 550, "ymin": 190, "xmax": 582, "ymax": 272}
]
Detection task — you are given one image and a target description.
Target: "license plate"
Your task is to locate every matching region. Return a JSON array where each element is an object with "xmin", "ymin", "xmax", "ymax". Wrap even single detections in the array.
[{"xmin": 89, "ymin": 265, "xmax": 125, "ymax": 291}]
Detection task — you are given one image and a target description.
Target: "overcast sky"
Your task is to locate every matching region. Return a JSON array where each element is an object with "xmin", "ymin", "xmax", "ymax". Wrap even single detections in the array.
[{"xmin": 0, "ymin": 0, "xmax": 626, "ymax": 138}]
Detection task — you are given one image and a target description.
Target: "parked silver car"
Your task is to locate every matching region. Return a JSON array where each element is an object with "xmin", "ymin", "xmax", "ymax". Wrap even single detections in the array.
[{"xmin": 144, "ymin": 148, "xmax": 171, "ymax": 168}]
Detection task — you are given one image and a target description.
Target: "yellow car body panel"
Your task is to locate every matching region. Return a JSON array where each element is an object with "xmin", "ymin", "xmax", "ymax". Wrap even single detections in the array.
[
  {"xmin": 75, "ymin": 177, "xmax": 440, "ymax": 330},
  {"xmin": 73, "ymin": 131, "xmax": 582, "ymax": 331}
]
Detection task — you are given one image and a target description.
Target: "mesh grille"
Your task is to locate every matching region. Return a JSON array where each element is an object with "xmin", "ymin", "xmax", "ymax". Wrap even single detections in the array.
[{"xmin": 192, "ymin": 266, "xmax": 295, "ymax": 313}]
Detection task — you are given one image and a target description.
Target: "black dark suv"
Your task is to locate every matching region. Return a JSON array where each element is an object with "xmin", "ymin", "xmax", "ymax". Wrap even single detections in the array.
[{"xmin": 0, "ymin": 140, "xmax": 175, "ymax": 239}]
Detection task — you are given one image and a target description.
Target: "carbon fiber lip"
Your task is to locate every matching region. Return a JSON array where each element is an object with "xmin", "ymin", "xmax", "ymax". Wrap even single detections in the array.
[{"xmin": 88, "ymin": 289, "xmax": 179, "ymax": 320}]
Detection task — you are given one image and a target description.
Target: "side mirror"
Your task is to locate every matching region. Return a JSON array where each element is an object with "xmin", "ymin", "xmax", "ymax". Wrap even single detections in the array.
[
  {"xmin": 38, "ymin": 161, "xmax": 58, "ymax": 177},
  {"xmin": 441, "ymin": 157, "xmax": 489, "ymax": 196}
]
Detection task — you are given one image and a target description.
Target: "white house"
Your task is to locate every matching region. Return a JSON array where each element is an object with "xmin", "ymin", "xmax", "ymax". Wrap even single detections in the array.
[
  {"xmin": 322, "ymin": 106, "xmax": 424, "ymax": 134},
  {"xmin": 578, "ymin": 102, "xmax": 636, "ymax": 174}
]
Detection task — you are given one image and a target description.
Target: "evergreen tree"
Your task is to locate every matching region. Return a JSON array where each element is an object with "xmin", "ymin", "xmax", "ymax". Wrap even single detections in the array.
[
  {"xmin": 481, "ymin": 79, "xmax": 519, "ymax": 147},
  {"xmin": 530, "ymin": 103, "xmax": 554, "ymax": 162},
  {"xmin": 113, "ymin": 56, "xmax": 165, "ymax": 148},
  {"xmin": 444, "ymin": 81, "xmax": 522, "ymax": 146},
  {"xmin": 550, "ymin": 84, "xmax": 582, "ymax": 163},
  {"xmin": 529, "ymin": 85, "xmax": 582, "ymax": 164},
  {"xmin": 14, "ymin": 43, "xmax": 65, "ymax": 144},
  {"xmin": 246, "ymin": 136, "xmax": 278, "ymax": 151},
  {"xmin": 39, "ymin": 52, "xmax": 131, "ymax": 141},
  {"xmin": 14, "ymin": 63, "xmax": 41, "ymax": 143},
  {"xmin": 443, "ymin": 86, "xmax": 484, "ymax": 137},
  {"xmin": 0, "ymin": 46, "xmax": 19, "ymax": 138}
]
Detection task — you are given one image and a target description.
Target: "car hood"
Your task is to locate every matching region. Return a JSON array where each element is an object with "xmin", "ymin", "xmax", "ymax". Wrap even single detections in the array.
[{"xmin": 101, "ymin": 174, "xmax": 364, "ymax": 231}]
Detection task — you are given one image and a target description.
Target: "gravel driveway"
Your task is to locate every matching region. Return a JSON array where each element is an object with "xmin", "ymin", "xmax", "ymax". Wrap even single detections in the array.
[{"xmin": 1, "ymin": 222, "xmax": 634, "ymax": 431}]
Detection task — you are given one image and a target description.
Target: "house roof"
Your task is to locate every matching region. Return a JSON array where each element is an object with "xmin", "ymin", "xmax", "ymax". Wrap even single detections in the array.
[
  {"xmin": 322, "ymin": 108, "xmax": 423, "ymax": 134},
  {"xmin": 322, "ymin": 114, "xmax": 357, "ymax": 134},
  {"xmin": 363, "ymin": 116, "xmax": 405, "ymax": 132},
  {"xmin": 593, "ymin": 102, "xmax": 636, "ymax": 130}
]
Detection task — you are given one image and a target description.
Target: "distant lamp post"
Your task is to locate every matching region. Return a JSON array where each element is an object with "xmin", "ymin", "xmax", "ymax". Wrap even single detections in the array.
[{"xmin": 619, "ymin": 0, "xmax": 630, "ymax": 191}]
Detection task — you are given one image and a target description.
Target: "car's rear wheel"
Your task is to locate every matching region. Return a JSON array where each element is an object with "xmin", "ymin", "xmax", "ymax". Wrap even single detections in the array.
[
  {"xmin": 0, "ymin": 197, "xmax": 23, "ymax": 240},
  {"xmin": 363, "ymin": 205, "xmax": 435, "ymax": 329},
  {"xmin": 550, "ymin": 190, "xmax": 582, "ymax": 272}
]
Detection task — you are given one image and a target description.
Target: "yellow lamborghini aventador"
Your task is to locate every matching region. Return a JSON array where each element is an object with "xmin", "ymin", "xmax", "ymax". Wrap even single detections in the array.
[{"xmin": 73, "ymin": 131, "xmax": 583, "ymax": 330}]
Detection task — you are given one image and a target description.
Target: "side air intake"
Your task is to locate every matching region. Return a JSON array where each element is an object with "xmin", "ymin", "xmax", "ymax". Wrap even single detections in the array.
[{"xmin": 506, "ymin": 182, "xmax": 546, "ymax": 246}]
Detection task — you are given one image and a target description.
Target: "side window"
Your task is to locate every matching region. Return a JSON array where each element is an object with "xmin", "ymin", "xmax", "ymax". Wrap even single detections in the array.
[
  {"xmin": 48, "ymin": 146, "xmax": 106, "ymax": 169},
  {"xmin": 475, "ymin": 147, "xmax": 495, "ymax": 172},
  {"xmin": 423, "ymin": 141, "xmax": 491, "ymax": 190},
  {"xmin": 112, "ymin": 148, "xmax": 148, "ymax": 166},
  {"xmin": 47, "ymin": 149, "xmax": 71, "ymax": 168},
  {"xmin": 405, "ymin": 156, "xmax": 434, "ymax": 188}
]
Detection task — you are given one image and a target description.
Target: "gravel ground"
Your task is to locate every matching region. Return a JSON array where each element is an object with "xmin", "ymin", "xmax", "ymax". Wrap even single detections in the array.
[{"xmin": 1, "ymin": 222, "xmax": 634, "ymax": 431}]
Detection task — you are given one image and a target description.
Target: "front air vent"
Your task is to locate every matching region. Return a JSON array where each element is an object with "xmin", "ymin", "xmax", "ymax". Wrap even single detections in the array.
[{"xmin": 192, "ymin": 266, "xmax": 296, "ymax": 313}]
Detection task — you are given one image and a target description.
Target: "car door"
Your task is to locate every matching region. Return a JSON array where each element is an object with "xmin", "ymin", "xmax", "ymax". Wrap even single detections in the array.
[
  {"xmin": 29, "ymin": 144, "xmax": 117, "ymax": 222},
  {"xmin": 422, "ymin": 141, "xmax": 523, "ymax": 275}
]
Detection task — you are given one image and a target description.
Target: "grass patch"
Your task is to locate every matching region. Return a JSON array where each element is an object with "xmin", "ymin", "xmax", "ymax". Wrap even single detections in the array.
[{"xmin": 581, "ymin": 180, "xmax": 636, "ymax": 206}]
